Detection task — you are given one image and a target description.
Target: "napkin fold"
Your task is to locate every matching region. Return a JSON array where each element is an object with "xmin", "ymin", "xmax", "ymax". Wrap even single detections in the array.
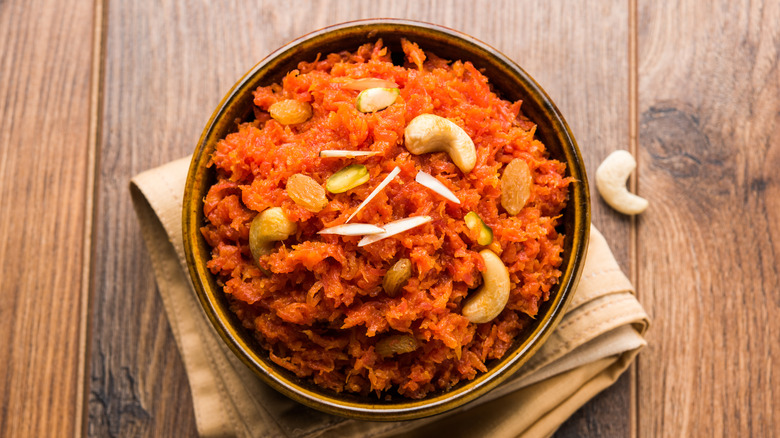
[{"xmin": 130, "ymin": 156, "xmax": 649, "ymax": 438}]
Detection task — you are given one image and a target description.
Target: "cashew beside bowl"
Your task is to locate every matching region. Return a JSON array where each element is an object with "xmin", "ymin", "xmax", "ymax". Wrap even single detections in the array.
[
  {"xmin": 249, "ymin": 207, "xmax": 298, "ymax": 262},
  {"xmin": 461, "ymin": 249, "xmax": 510, "ymax": 323},
  {"xmin": 596, "ymin": 150, "xmax": 648, "ymax": 215},
  {"xmin": 404, "ymin": 114, "xmax": 476, "ymax": 173}
]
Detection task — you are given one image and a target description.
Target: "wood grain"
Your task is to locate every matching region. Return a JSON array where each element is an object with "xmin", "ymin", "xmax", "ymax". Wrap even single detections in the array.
[
  {"xmin": 6, "ymin": 0, "xmax": 780, "ymax": 435},
  {"xmin": 88, "ymin": 0, "xmax": 631, "ymax": 436},
  {"xmin": 0, "ymin": 0, "xmax": 95, "ymax": 436},
  {"xmin": 637, "ymin": 0, "xmax": 780, "ymax": 436}
]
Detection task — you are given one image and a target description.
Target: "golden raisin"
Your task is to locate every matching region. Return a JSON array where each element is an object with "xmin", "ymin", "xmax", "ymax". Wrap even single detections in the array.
[
  {"xmin": 375, "ymin": 334, "xmax": 418, "ymax": 357},
  {"xmin": 382, "ymin": 258, "xmax": 412, "ymax": 297},
  {"xmin": 286, "ymin": 174, "xmax": 328, "ymax": 212},
  {"xmin": 500, "ymin": 158, "xmax": 532, "ymax": 215},
  {"xmin": 268, "ymin": 99, "xmax": 312, "ymax": 125}
]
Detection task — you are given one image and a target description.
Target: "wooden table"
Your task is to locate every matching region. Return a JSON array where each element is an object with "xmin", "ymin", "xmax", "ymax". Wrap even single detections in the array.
[{"xmin": 2, "ymin": 0, "xmax": 778, "ymax": 436}]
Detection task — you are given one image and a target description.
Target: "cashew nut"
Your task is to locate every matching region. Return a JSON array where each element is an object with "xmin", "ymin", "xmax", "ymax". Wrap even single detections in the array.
[
  {"xmin": 249, "ymin": 207, "xmax": 297, "ymax": 262},
  {"xmin": 461, "ymin": 249, "xmax": 510, "ymax": 323},
  {"xmin": 596, "ymin": 150, "xmax": 648, "ymax": 215},
  {"xmin": 404, "ymin": 114, "xmax": 476, "ymax": 173}
]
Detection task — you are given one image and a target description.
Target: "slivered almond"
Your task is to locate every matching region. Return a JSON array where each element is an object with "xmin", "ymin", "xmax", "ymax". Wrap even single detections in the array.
[
  {"xmin": 346, "ymin": 167, "xmax": 401, "ymax": 223},
  {"xmin": 343, "ymin": 77, "xmax": 399, "ymax": 91},
  {"xmin": 318, "ymin": 224, "xmax": 384, "ymax": 236},
  {"xmin": 319, "ymin": 150, "xmax": 381, "ymax": 158},
  {"xmin": 415, "ymin": 171, "xmax": 460, "ymax": 204},
  {"xmin": 357, "ymin": 216, "xmax": 432, "ymax": 247}
]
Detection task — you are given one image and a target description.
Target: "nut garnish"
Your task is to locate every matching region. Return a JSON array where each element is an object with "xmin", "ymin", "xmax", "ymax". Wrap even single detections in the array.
[
  {"xmin": 596, "ymin": 150, "xmax": 648, "ymax": 215},
  {"xmin": 326, "ymin": 164, "xmax": 370, "ymax": 193},
  {"xmin": 415, "ymin": 171, "xmax": 460, "ymax": 204},
  {"xmin": 355, "ymin": 87, "xmax": 400, "ymax": 113},
  {"xmin": 461, "ymin": 249, "xmax": 510, "ymax": 323},
  {"xmin": 343, "ymin": 77, "xmax": 399, "ymax": 91},
  {"xmin": 249, "ymin": 207, "xmax": 297, "ymax": 262},
  {"xmin": 404, "ymin": 114, "xmax": 476, "ymax": 173},
  {"xmin": 464, "ymin": 212, "xmax": 493, "ymax": 245}
]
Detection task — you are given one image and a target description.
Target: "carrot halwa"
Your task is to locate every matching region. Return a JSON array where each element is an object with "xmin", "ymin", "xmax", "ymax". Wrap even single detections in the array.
[{"xmin": 201, "ymin": 39, "xmax": 571, "ymax": 399}]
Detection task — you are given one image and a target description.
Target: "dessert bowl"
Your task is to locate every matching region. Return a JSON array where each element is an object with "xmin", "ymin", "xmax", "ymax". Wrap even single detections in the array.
[{"xmin": 182, "ymin": 18, "xmax": 590, "ymax": 421}]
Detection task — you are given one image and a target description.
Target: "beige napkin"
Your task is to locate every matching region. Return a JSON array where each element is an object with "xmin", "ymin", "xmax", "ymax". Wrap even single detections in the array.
[{"xmin": 130, "ymin": 156, "xmax": 649, "ymax": 438}]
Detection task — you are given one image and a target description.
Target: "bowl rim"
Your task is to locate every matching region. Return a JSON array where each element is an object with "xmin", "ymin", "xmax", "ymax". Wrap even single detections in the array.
[{"xmin": 183, "ymin": 18, "xmax": 590, "ymax": 421}]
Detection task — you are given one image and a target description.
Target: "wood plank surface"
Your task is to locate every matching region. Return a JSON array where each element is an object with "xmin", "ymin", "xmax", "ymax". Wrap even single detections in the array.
[
  {"xmin": 0, "ymin": 0, "xmax": 95, "ymax": 436},
  {"xmin": 87, "ymin": 0, "xmax": 633, "ymax": 436},
  {"xmin": 6, "ymin": 0, "xmax": 780, "ymax": 436},
  {"xmin": 636, "ymin": 0, "xmax": 780, "ymax": 436}
]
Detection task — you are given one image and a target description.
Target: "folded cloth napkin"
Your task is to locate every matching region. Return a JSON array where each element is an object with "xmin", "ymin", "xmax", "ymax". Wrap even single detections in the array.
[{"xmin": 130, "ymin": 156, "xmax": 649, "ymax": 438}]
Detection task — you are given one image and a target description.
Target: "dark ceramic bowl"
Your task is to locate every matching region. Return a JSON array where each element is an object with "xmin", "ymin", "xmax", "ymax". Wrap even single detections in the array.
[{"xmin": 183, "ymin": 19, "xmax": 590, "ymax": 421}]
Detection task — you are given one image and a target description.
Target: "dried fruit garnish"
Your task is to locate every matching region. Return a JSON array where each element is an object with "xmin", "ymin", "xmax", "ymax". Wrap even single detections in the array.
[
  {"xmin": 318, "ymin": 223, "xmax": 384, "ymax": 236},
  {"xmin": 404, "ymin": 114, "xmax": 476, "ymax": 173},
  {"xmin": 268, "ymin": 99, "xmax": 312, "ymax": 125},
  {"xmin": 382, "ymin": 258, "xmax": 412, "ymax": 297},
  {"xmin": 249, "ymin": 207, "xmax": 297, "ymax": 262},
  {"xmin": 342, "ymin": 77, "xmax": 399, "ymax": 91},
  {"xmin": 286, "ymin": 173, "xmax": 328, "ymax": 212},
  {"xmin": 464, "ymin": 212, "xmax": 493, "ymax": 245},
  {"xmin": 346, "ymin": 166, "xmax": 400, "ymax": 222},
  {"xmin": 319, "ymin": 150, "xmax": 380, "ymax": 158},
  {"xmin": 500, "ymin": 158, "xmax": 532, "ymax": 215},
  {"xmin": 375, "ymin": 334, "xmax": 418, "ymax": 357},
  {"xmin": 355, "ymin": 87, "xmax": 400, "ymax": 113},
  {"xmin": 326, "ymin": 164, "xmax": 370, "ymax": 193},
  {"xmin": 357, "ymin": 216, "xmax": 432, "ymax": 247},
  {"xmin": 415, "ymin": 170, "xmax": 460, "ymax": 204},
  {"xmin": 461, "ymin": 249, "xmax": 511, "ymax": 324}
]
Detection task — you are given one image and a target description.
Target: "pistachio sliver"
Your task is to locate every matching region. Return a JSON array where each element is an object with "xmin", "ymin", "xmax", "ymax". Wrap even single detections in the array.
[
  {"xmin": 355, "ymin": 87, "xmax": 400, "ymax": 113},
  {"xmin": 464, "ymin": 212, "xmax": 493, "ymax": 245},
  {"xmin": 326, "ymin": 164, "xmax": 370, "ymax": 193}
]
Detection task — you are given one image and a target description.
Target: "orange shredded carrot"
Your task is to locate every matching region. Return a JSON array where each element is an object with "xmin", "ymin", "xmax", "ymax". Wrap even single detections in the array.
[{"xmin": 202, "ymin": 39, "xmax": 570, "ymax": 399}]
